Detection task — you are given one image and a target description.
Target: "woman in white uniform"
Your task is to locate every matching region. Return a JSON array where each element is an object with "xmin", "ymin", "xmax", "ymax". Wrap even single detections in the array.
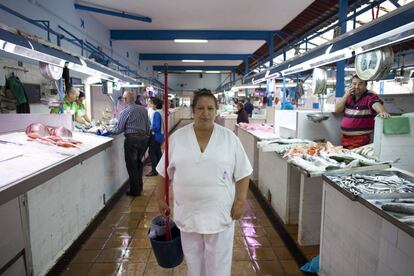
[{"xmin": 156, "ymin": 89, "xmax": 252, "ymax": 276}]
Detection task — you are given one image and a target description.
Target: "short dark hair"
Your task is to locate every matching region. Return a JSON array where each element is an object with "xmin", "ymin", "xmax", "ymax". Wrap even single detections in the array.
[
  {"xmin": 79, "ymin": 91, "xmax": 85, "ymax": 99},
  {"xmin": 151, "ymin": 97, "xmax": 163, "ymax": 109},
  {"xmin": 351, "ymin": 74, "xmax": 368, "ymax": 85},
  {"xmin": 191, "ymin": 89, "xmax": 218, "ymax": 111}
]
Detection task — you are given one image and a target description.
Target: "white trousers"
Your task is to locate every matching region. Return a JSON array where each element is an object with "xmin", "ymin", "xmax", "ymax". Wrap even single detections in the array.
[{"xmin": 181, "ymin": 223, "xmax": 235, "ymax": 276}]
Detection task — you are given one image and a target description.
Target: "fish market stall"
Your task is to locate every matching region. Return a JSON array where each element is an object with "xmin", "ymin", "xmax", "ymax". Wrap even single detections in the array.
[
  {"xmin": 0, "ymin": 114, "xmax": 128, "ymax": 276},
  {"xmin": 218, "ymin": 113, "xmax": 267, "ymax": 132},
  {"xmin": 287, "ymin": 144, "xmax": 390, "ymax": 246},
  {"xmin": 320, "ymin": 169, "xmax": 414, "ymax": 276},
  {"xmin": 258, "ymin": 139, "xmax": 391, "ymax": 245},
  {"xmin": 168, "ymin": 107, "xmax": 182, "ymax": 132},
  {"xmin": 235, "ymin": 123, "xmax": 278, "ymax": 183},
  {"xmin": 257, "ymin": 138, "xmax": 313, "ymax": 224},
  {"xmin": 274, "ymin": 110, "xmax": 342, "ymax": 144}
]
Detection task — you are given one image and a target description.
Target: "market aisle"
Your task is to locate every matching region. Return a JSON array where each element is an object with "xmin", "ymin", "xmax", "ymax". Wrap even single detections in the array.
[
  {"xmin": 60, "ymin": 119, "xmax": 304, "ymax": 275},
  {"xmin": 61, "ymin": 178, "xmax": 305, "ymax": 275}
]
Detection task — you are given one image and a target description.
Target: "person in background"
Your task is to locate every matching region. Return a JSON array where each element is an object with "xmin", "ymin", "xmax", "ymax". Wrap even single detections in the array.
[
  {"xmin": 114, "ymin": 95, "xmax": 126, "ymax": 118},
  {"xmin": 75, "ymin": 91, "xmax": 91, "ymax": 125},
  {"xmin": 112, "ymin": 91, "xmax": 150, "ymax": 196},
  {"xmin": 146, "ymin": 97, "xmax": 164, "ymax": 177},
  {"xmin": 51, "ymin": 86, "xmax": 79, "ymax": 115},
  {"xmin": 335, "ymin": 74, "xmax": 390, "ymax": 149},
  {"xmin": 156, "ymin": 89, "xmax": 252, "ymax": 276},
  {"xmin": 236, "ymin": 102, "xmax": 249, "ymax": 124},
  {"xmin": 135, "ymin": 94, "xmax": 144, "ymax": 106},
  {"xmin": 243, "ymin": 98, "xmax": 254, "ymax": 117}
]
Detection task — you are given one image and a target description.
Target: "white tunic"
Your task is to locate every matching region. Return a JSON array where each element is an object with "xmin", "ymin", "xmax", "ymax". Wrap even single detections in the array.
[{"xmin": 156, "ymin": 123, "xmax": 252, "ymax": 234}]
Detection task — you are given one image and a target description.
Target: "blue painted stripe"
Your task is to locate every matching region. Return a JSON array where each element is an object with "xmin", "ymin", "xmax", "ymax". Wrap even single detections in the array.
[
  {"xmin": 74, "ymin": 4, "xmax": 152, "ymax": 23},
  {"xmin": 140, "ymin": 54, "xmax": 247, "ymax": 61},
  {"xmin": 331, "ymin": 3, "xmax": 414, "ymax": 52},
  {"xmin": 153, "ymin": 66, "xmax": 236, "ymax": 72},
  {"xmin": 111, "ymin": 30, "xmax": 272, "ymax": 40}
]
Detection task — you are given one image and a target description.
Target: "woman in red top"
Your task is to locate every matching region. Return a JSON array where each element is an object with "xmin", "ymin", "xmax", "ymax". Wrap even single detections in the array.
[{"xmin": 335, "ymin": 75, "xmax": 390, "ymax": 149}]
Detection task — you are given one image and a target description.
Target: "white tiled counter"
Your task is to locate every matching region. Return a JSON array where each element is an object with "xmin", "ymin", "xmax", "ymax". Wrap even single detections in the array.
[
  {"xmin": 296, "ymin": 164, "xmax": 391, "ymax": 246},
  {"xmin": 0, "ymin": 132, "xmax": 128, "ymax": 276},
  {"xmin": 236, "ymin": 125, "xmax": 278, "ymax": 183},
  {"xmin": 257, "ymin": 151, "xmax": 301, "ymax": 224},
  {"xmin": 320, "ymin": 174, "xmax": 414, "ymax": 276}
]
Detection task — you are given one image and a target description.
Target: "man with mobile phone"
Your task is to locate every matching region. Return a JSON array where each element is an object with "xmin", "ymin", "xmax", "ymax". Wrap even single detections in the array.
[{"xmin": 335, "ymin": 74, "xmax": 390, "ymax": 149}]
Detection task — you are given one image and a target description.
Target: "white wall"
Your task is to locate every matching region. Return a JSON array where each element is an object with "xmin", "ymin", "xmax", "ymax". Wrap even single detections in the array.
[
  {"xmin": 157, "ymin": 72, "xmax": 232, "ymax": 92},
  {"xmin": 0, "ymin": 0, "xmax": 152, "ymax": 78}
]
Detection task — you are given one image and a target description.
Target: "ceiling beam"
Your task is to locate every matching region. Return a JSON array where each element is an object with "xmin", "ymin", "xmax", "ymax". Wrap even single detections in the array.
[
  {"xmin": 74, "ymin": 3, "xmax": 152, "ymax": 23},
  {"xmin": 140, "ymin": 54, "xmax": 248, "ymax": 61},
  {"xmin": 153, "ymin": 66, "xmax": 236, "ymax": 72},
  {"xmin": 111, "ymin": 30, "xmax": 275, "ymax": 40}
]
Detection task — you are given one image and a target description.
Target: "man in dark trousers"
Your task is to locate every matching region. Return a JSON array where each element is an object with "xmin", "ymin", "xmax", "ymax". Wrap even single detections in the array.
[
  {"xmin": 112, "ymin": 91, "xmax": 150, "ymax": 196},
  {"xmin": 244, "ymin": 98, "xmax": 254, "ymax": 117}
]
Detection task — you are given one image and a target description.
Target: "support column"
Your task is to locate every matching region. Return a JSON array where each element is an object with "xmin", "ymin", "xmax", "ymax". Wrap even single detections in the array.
[
  {"xmin": 335, "ymin": 0, "xmax": 348, "ymax": 97},
  {"xmin": 268, "ymin": 32, "xmax": 274, "ymax": 67},
  {"xmin": 282, "ymin": 48, "xmax": 287, "ymax": 109},
  {"xmin": 244, "ymin": 57, "xmax": 249, "ymax": 97}
]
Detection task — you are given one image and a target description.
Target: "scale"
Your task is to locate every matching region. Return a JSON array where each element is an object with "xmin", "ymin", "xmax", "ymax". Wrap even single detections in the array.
[
  {"xmin": 307, "ymin": 67, "xmax": 330, "ymax": 123},
  {"xmin": 355, "ymin": 46, "xmax": 394, "ymax": 81}
]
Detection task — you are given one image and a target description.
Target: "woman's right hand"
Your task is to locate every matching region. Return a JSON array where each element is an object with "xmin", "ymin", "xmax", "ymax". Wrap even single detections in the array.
[{"xmin": 158, "ymin": 199, "xmax": 171, "ymax": 217}]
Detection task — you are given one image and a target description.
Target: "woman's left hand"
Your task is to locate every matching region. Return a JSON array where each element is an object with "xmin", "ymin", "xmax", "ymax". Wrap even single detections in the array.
[{"xmin": 231, "ymin": 199, "xmax": 246, "ymax": 220}]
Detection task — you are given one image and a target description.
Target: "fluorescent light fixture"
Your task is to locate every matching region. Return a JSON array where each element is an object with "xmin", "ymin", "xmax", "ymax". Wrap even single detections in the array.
[
  {"xmin": 2, "ymin": 40, "xmax": 66, "ymax": 67},
  {"xmin": 66, "ymin": 61, "xmax": 98, "ymax": 76},
  {"xmin": 174, "ymin": 39, "xmax": 208, "ymax": 43},
  {"xmin": 231, "ymin": 85, "xmax": 263, "ymax": 90},
  {"xmin": 120, "ymin": 83, "xmax": 145, "ymax": 88},
  {"xmin": 85, "ymin": 75, "xmax": 102, "ymax": 85},
  {"xmin": 274, "ymin": 83, "xmax": 297, "ymax": 88},
  {"xmin": 205, "ymin": 71, "xmax": 221, "ymax": 73},
  {"xmin": 185, "ymin": 70, "xmax": 203, "ymax": 73},
  {"xmin": 182, "ymin": 60, "xmax": 205, "ymax": 63}
]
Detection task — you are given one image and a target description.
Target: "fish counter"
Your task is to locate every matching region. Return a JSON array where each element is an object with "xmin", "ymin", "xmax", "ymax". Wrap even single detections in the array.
[
  {"xmin": 235, "ymin": 124, "xmax": 278, "ymax": 183},
  {"xmin": 0, "ymin": 129, "xmax": 129, "ymax": 276},
  {"xmin": 320, "ymin": 169, "xmax": 414, "ymax": 276},
  {"xmin": 257, "ymin": 138, "xmax": 391, "ymax": 246}
]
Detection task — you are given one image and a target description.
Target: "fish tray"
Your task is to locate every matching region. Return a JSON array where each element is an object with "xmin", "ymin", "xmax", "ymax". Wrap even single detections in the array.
[{"xmin": 322, "ymin": 170, "xmax": 414, "ymax": 201}]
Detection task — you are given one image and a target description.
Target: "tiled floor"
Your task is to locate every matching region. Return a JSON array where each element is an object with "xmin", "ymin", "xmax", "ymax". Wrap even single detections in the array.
[
  {"xmin": 286, "ymin": 225, "xmax": 319, "ymax": 262},
  {"xmin": 61, "ymin": 175, "xmax": 307, "ymax": 276},
  {"xmin": 61, "ymin": 120, "xmax": 306, "ymax": 275}
]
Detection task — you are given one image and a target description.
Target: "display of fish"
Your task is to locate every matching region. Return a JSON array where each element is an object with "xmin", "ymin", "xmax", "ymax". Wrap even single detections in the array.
[
  {"xmin": 25, "ymin": 123, "xmax": 82, "ymax": 148},
  {"xmin": 381, "ymin": 203, "xmax": 414, "ymax": 215},
  {"xmin": 25, "ymin": 123, "xmax": 50, "ymax": 138},
  {"xmin": 327, "ymin": 173, "xmax": 414, "ymax": 196},
  {"xmin": 399, "ymin": 216, "xmax": 414, "ymax": 226},
  {"xmin": 392, "ymin": 199, "xmax": 414, "ymax": 204}
]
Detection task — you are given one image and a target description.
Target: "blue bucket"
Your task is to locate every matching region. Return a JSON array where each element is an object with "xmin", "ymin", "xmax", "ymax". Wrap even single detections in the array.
[{"xmin": 148, "ymin": 216, "xmax": 183, "ymax": 268}]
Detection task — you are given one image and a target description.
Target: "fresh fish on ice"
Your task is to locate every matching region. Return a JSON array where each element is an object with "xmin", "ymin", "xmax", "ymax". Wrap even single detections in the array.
[{"xmin": 381, "ymin": 203, "xmax": 414, "ymax": 215}]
